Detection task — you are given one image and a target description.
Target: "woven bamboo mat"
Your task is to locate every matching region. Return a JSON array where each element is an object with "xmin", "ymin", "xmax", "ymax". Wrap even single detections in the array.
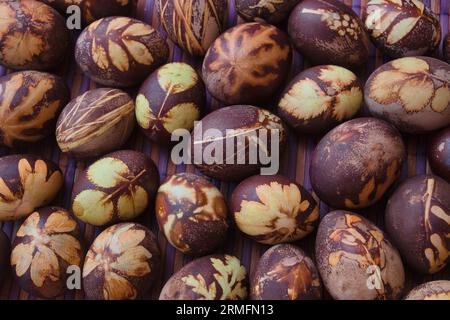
[{"xmin": 0, "ymin": 0, "xmax": 449, "ymax": 300}]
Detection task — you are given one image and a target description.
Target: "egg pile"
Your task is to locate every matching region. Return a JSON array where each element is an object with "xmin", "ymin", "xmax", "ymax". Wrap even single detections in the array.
[{"xmin": 0, "ymin": 0, "xmax": 448, "ymax": 301}]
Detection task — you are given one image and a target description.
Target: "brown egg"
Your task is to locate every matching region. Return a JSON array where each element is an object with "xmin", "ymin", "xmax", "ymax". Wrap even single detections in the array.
[
  {"xmin": 316, "ymin": 210, "xmax": 405, "ymax": 300},
  {"xmin": 363, "ymin": 0, "xmax": 441, "ymax": 58},
  {"xmin": 56, "ymin": 88, "xmax": 135, "ymax": 159},
  {"xmin": 135, "ymin": 62, "xmax": 205, "ymax": 144},
  {"xmin": 444, "ymin": 32, "xmax": 450, "ymax": 64},
  {"xmin": 202, "ymin": 22, "xmax": 292, "ymax": 105},
  {"xmin": 385, "ymin": 175, "xmax": 450, "ymax": 274},
  {"xmin": 75, "ymin": 17, "xmax": 169, "ymax": 87},
  {"xmin": 250, "ymin": 244, "xmax": 322, "ymax": 300},
  {"xmin": 236, "ymin": 0, "xmax": 299, "ymax": 25},
  {"xmin": 155, "ymin": 173, "xmax": 228, "ymax": 256},
  {"xmin": 0, "ymin": 154, "xmax": 63, "ymax": 221},
  {"xmin": 405, "ymin": 281, "xmax": 450, "ymax": 300},
  {"xmin": 365, "ymin": 56, "xmax": 450, "ymax": 133},
  {"xmin": 159, "ymin": 254, "xmax": 248, "ymax": 300},
  {"xmin": 310, "ymin": 117, "xmax": 405, "ymax": 209},
  {"xmin": 82, "ymin": 223, "xmax": 161, "ymax": 300},
  {"xmin": 11, "ymin": 207, "xmax": 84, "ymax": 298},
  {"xmin": 71, "ymin": 150, "xmax": 159, "ymax": 226},
  {"xmin": 231, "ymin": 174, "xmax": 319, "ymax": 244},
  {"xmin": 277, "ymin": 65, "xmax": 363, "ymax": 134},
  {"xmin": 0, "ymin": 229, "xmax": 10, "ymax": 285},
  {"xmin": 288, "ymin": 0, "xmax": 370, "ymax": 70},
  {"xmin": 0, "ymin": 71, "xmax": 70, "ymax": 147},
  {"xmin": 428, "ymin": 127, "xmax": 450, "ymax": 182},
  {"xmin": 0, "ymin": 0, "xmax": 69, "ymax": 70},
  {"xmin": 156, "ymin": 0, "xmax": 227, "ymax": 56}
]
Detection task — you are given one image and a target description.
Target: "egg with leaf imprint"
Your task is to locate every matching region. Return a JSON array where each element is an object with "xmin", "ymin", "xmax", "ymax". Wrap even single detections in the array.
[
  {"xmin": 11, "ymin": 207, "xmax": 84, "ymax": 298},
  {"xmin": 316, "ymin": 210, "xmax": 405, "ymax": 300},
  {"xmin": 71, "ymin": 150, "xmax": 159, "ymax": 226},
  {"xmin": 405, "ymin": 280, "xmax": 450, "ymax": 300},
  {"xmin": 428, "ymin": 127, "xmax": 450, "ymax": 183},
  {"xmin": 231, "ymin": 174, "xmax": 319, "ymax": 245},
  {"xmin": 75, "ymin": 16, "xmax": 169, "ymax": 87},
  {"xmin": 0, "ymin": 0, "xmax": 69, "ymax": 70},
  {"xmin": 136, "ymin": 62, "xmax": 205, "ymax": 144},
  {"xmin": 156, "ymin": 173, "xmax": 228, "ymax": 256},
  {"xmin": 0, "ymin": 71, "xmax": 70, "ymax": 147},
  {"xmin": 0, "ymin": 154, "xmax": 63, "ymax": 221},
  {"xmin": 236, "ymin": 0, "xmax": 299, "ymax": 25},
  {"xmin": 159, "ymin": 254, "xmax": 248, "ymax": 300},
  {"xmin": 0, "ymin": 229, "xmax": 10, "ymax": 286},
  {"xmin": 363, "ymin": 0, "xmax": 441, "ymax": 58},
  {"xmin": 250, "ymin": 244, "xmax": 322, "ymax": 300},
  {"xmin": 365, "ymin": 56, "xmax": 450, "ymax": 133},
  {"xmin": 82, "ymin": 223, "xmax": 161, "ymax": 300},
  {"xmin": 277, "ymin": 65, "xmax": 363, "ymax": 134}
]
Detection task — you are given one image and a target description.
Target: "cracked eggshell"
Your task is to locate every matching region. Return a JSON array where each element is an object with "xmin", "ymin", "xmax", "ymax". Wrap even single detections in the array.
[
  {"xmin": 156, "ymin": 0, "xmax": 227, "ymax": 56},
  {"xmin": 0, "ymin": 229, "xmax": 10, "ymax": 285},
  {"xmin": 385, "ymin": 175, "xmax": 450, "ymax": 274},
  {"xmin": 0, "ymin": 0, "xmax": 69, "ymax": 71},
  {"xmin": 0, "ymin": 71, "xmax": 70, "ymax": 147},
  {"xmin": 135, "ymin": 62, "xmax": 205, "ymax": 144},
  {"xmin": 56, "ymin": 88, "xmax": 135, "ymax": 159},
  {"xmin": 231, "ymin": 174, "xmax": 319, "ymax": 244},
  {"xmin": 236, "ymin": 0, "xmax": 299, "ymax": 25},
  {"xmin": 444, "ymin": 32, "xmax": 450, "ymax": 64},
  {"xmin": 288, "ymin": 0, "xmax": 370, "ymax": 70},
  {"xmin": 0, "ymin": 154, "xmax": 63, "ymax": 221},
  {"xmin": 11, "ymin": 207, "xmax": 84, "ymax": 299},
  {"xmin": 202, "ymin": 22, "xmax": 292, "ymax": 105},
  {"xmin": 191, "ymin": 105, "xmax": 287, "ymax": 182},
  {"xmin": 155, "ymin": 173, "xmax": 228, "ymax": 256},
  {"xmin": 250, "ymin": 244, "xmax": 322, "ymax": 300},
  {"xmin": 82, "ymin": 222, "xmax": 161, "ymax": 300},
  {"xmin": 75, "ymin": 17, "xmax": 169, "ymax": 87},
  {"xmin": 277, "ymin": 65, "xmax": 363, "ymax": 134},
  {"xmin": 159, "ymin": 254, "xmax": 248, "ymax": 300},
  {"xmin": 310, "ymin": 117, "xmax": 405, "ymax": 209},
  {"xmin": 363, "ymin": 0, "xmax": 441, "ymax": 58},
  {"xmin": 316, "ymin": 210, "xmax": 405, "ymax": 300},
  {"xmin": 428, "ymin": 127, "xmax": 450, "ymax": 182},
  {"xmin": 71, "ymin": 150, "xmax": 159, "ymax": 226},
  {"xmin": 405, "ymin": 280, "xmax": 450, "ymax": 300},
  {"xmin": 365, "ymin": 56, "xmax": 450, "ymax": 133}
]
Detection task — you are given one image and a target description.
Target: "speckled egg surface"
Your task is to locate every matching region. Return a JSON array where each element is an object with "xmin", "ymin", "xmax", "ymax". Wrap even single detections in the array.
[{"xmin": 405, "ymin": 280, "xmax": 450, "ymax": 300}]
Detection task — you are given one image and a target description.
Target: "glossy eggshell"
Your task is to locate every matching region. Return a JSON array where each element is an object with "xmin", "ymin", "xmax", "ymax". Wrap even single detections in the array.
[
  {"xmin": 444, "ymin": 32, "xmax": 450, "ymax": 64},
  {"xmin": 191, "ymin": 105, "xmax": 287, "ymax": 181},
  {"xmin": 71, "ymin": 150, "xmax": 160, "ymax": 226},
  {"xmin": 316, "ymin": 210, "xmax": 405, "ymax": 300},
  {"xmin": 0, "ymin": 154, "xmax": 63, "ymax": 221},
  {"xmin": 231, "ymin": 174, "xmax": 319, "ymax": 244},
  {"xmin": 156, "ymin": 0, "xmax": 227, "ymax": 56},
  {"xmin": 310, "ymin": 117, "xmax": 405, "ymax": 209},
  {"xmin": 0, "ymin": 0, "xmax": 69, "ymax": 70},
  {"xmin": 202, "ymin": 22, "xmax": 292, "ymax": 105},
  {"xmin": 56, "ymin": 88, "xmax": 135, "ymax": 159},
  {"xmin": 82, "ymin": 223, "xmax": 161, "ymax": 300},
  {"xmin": 236, "ymin": 0, "xmax": 299, "ymax": 25},
  {"xmin": 0, "ymin": 229, "xmax": 10, "ymax": 285},
  {"xmin": 385, "ymin": 175, "xmax": 450, "ymax": 274},
  {"xmin": 363, "ymin": 0, "xmax": 441, "ymax": 58},
  {"xmin": 135, "ymin": 62, "xmax": 205, "ymax": 144},
  {"xmin": 250, "ymin": 244, "xmax": 322, "ymax": 300},
  {"xmin": 75, "ymin": 17, "xmax": 169, "ymax": 87},
  {"xmin": 155, "ymin": 173, "xmax": 228, "ymax": 255},
  {"xmin": 277, "ymin": 65, "xmax": 363, "ymax": 134},
  {"xmin": 428, "ymin": 128, "xmax": 450, "ymax": 182},
  {"xmin": 11, "ymin": 207, "xmax": 84, "ymax": 298},
  {"xmin": 365, "ymin": 56, "xmax": 450, "ymax": 133},
  {"xmin": 159, "ymin": 254, "xmax": 248, "ymax": 300},
  {"xmin": 0, "ymin": 71, "xmax": 70, "ymax": 147},
  {"xmin": 405, "ymin": 280, "xmax": 450, "ymax": 300},
  {"xmin": 288, "ymin": 0, "xmax": 370, "ymax": 70}
]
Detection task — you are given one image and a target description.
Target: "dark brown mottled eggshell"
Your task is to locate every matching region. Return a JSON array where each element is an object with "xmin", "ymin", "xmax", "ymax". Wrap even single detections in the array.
[
  {"xmin": 155, "ymin": 173, "xmax": 228, "ymax": 255},
  {"xmin": 236, "ymin": 0, "xmax": 299, "ymax": 25},
  {"xmin": 310, "ymin": 117, "xmax": 405, "ymax": 209},
  {"xmin": 250, "ymin": 244, "xmax": 322, "ymax": 300},
  {"xmin": 405, "ymin": 280, "xmax": 450, "ymax": 300},
  {"xmin": 316, "ymin": 210, "xmax": 405, "ymax": 300},
  {"xmin": 0, "ymin": 229, "xmax": 10, "ymax": 285},
  {"xmin": 75, "ymin": 16, "xmax": 169, "ymax": 87},
  {"xmin": 159, "ymin": 254, "xmax": 248, "ymax": 300},
  {"xmin": 428, "ymin": 127, "xmax": 450, "ymax": 182},
  {"xmin": 288, "ymin": 0, "xmax": 370, "ymax": 70},
  {"xmin": 385, "ymin": 175, "xmax": 450, "ymax": 274}
]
